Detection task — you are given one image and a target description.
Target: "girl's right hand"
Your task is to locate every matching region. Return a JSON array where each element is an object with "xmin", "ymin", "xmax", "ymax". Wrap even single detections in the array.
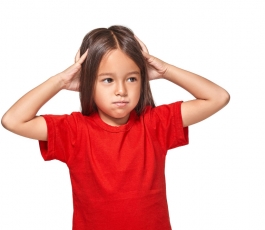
[
  {"xmin": 59, "ymin": 48, "xmax": 88, "ymax": 91},
  {"xmin": 1, "ymin": 48, "xmax": 89, "ymax": 141}
]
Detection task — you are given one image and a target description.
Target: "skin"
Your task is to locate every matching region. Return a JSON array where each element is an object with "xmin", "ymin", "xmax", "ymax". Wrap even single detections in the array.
[
  {"xmin": 94, "ymin": 49, "xmax": 141, "ymax": 126},
  {"xmin": 134, "ymin": 35, "xmax": 230, "ymax": 127},
  {"xmin": 1, "ymin": 35, "xmax": 230, "ymax": 141}
]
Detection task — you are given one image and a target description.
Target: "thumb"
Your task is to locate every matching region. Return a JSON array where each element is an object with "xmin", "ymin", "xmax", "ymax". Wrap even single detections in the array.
[{"xmin": 141, "ymin": 50, "xmax": 153, "ymax": 60}]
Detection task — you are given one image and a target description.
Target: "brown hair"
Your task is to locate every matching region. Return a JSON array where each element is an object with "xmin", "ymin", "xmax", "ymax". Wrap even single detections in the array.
[{"xmin": 79, "ymin": 25, "xmax": 155, "ymax": 116}]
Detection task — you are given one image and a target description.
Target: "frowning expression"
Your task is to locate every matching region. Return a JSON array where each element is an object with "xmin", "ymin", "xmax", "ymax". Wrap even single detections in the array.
[{"xmin": 94, "ymin": 49, "xmax": 141, "ymax": 126}]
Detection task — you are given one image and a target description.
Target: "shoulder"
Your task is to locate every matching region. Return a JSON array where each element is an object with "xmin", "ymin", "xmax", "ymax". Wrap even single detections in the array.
[
  {"xmin": 137, "ymin": 101, "xmax": 183, "ymax": 130},
  {"xmin": 139, "ymin": 101, "xmax": 188, "ymax": 150},
  {"xmin": 68, "ymin": 112, "xmax": 99, "ymax": 129},
  {"xmin": 142, "ymin": 101, "xmax": 183, "ymax": 120},
  {"xmin": 68, "ymin": 112, "xmax": 94, "ymax": 126},
  {"xmin": 41, "ymin": 111, "xmax": 87, "ymax": 129}
]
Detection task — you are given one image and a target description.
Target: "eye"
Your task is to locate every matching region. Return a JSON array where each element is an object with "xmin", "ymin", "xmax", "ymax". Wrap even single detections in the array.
[
  {"xmin": 128, "ymin": 77, "xmax": 137, "ymax": 82},
  {"xmin": 103, "ymin": 78, "xmax": 113, "ymax": 83}
]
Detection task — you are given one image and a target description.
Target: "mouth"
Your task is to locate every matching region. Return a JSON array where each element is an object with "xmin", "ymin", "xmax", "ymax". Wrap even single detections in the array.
[{"xmin": 113, "ymin": 101, "xmax": 129, "ymax": 107}]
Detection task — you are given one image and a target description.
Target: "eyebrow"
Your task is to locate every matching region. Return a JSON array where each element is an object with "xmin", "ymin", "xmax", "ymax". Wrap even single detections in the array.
[{"xmin": 98, "ymin": 71, "xmax": 140, "ymax": 77}]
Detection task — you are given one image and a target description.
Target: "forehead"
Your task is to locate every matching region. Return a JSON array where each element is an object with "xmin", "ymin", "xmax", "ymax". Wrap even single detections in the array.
[{"xmin": 98, "ymin": 49, "xmax": 140, "ymax": 74}]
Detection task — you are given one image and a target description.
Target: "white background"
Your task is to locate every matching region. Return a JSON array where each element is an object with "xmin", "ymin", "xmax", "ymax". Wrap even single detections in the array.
[{"xmin": 0, "ymin": 0, "xmax": 264, "ymax": 229}]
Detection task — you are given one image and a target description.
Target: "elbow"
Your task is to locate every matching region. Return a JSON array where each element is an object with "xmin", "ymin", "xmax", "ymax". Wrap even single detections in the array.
[
  {"xmin": 1, "ymin": 113, "xmax": 10, "ymax": 130},
  {"xmin": 222, "ymin": 90, "xmax": 230, "ymax": 105},
  {"xmin": 1, "ymin": 113, "xmax": 15, "ymax": 131},
  {"xmin": 216, "ymin": 89, "xmax": 230, "ymax": 108}
]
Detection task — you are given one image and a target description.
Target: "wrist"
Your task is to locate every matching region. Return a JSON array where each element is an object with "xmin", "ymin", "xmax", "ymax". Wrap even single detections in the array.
[
  {"xmin": 162, "ymin": 64, "xmax": 174, "ymax": 80},
  {"xmin": 50, "ymin": 74, "xmax": 66, "ymax": 90}
]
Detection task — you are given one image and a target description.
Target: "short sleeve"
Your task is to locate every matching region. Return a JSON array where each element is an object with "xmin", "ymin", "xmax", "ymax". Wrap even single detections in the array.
[
  {"xmin": 38, "ymin": 113, "xmax": 78, "ymax": 163},
  {"xmin": 150, "ymin": 101, "xmax": 189, "ymax": 151}
]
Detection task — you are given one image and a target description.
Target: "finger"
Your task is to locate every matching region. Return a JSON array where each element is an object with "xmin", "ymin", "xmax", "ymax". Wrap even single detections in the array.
[
  {"xmin": 76, "ymin": 49, "xmax": 89, "ymax": 64},
  {"xmin": 142, "ymin": 50, "xmax": 150, "ymax": 60},
  {"xmin": 75, "ymin": 48, "xmax": 81, "ymax": 63},
  {"xmin": 134, "ymin": 35, "xmax": 149, "ymax": 53}
]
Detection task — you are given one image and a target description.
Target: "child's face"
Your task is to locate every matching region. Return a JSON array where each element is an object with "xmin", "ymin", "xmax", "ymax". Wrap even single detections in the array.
[{"xmin": 94, "ymin": 49, "xmax": 141, "ymax": 126}]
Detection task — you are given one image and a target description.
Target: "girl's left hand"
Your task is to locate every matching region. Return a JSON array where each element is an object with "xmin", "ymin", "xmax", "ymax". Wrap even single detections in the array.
[{"xmin": 134, "ymin": 35, "xmax": 169, "ymax": 80}]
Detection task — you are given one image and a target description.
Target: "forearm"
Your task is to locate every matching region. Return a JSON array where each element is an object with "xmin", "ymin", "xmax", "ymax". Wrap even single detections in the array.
[
  {"xmin": 1, "ymin": 74, "xmax": 64, "ymax": 129},
  {"xmin": 163, "ymin": 64, "xmax": 230, "ymax": 101}
]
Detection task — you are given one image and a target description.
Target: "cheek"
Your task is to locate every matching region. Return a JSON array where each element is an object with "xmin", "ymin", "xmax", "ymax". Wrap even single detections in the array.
[
  {"xmin": 132, "ymin": 85, "xmax": 141, "ymax": 102},
  {"xmin": 93, "ymin": 84, "xmax": 103, "ymax": 104},
  {"xmin": 93, "ymin": 85, "xmax": 112, "ymax": 107}
]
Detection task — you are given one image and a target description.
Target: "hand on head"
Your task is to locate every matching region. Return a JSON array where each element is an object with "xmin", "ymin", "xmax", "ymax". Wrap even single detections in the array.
[
  {"xmin": 59, "ymin": 48, "xmax": 89, "ymax": 91},
  {"xmin": 75, "ymin": 48, "xmax": 81, "ymax": 63},
  {"xmin": 60, "ymin": 34, "xmax": 168, "ymax": 92},
  {"xmin": 134, "ymin": 35, "xmax": 169, "ymax": 80}
]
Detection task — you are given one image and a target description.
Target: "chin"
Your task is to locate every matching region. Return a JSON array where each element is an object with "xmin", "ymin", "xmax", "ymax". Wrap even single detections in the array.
[
  {"xmin": 112, "ymin": 112, "xmax": 130, "ymax": 119},
  {"xmin": 113, "ymin": 108, "xmax": 135, "ymax": 117}
]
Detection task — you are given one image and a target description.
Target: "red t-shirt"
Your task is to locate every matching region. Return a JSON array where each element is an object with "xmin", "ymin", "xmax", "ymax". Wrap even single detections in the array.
[{"xmin": 39, "ymin": 101, "xmax": 189, "ymax": 230}]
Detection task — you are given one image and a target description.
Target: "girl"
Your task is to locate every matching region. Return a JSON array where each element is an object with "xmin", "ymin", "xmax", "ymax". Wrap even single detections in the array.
[{"xmin": 1, "ymin": 25, "xmax": 230, "ymax": 230}]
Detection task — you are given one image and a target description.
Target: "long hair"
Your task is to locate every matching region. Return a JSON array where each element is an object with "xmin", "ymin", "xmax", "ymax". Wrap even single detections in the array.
[{"xmin": 79, "ymin": 25, "xmax": 155, "ymax": 116}]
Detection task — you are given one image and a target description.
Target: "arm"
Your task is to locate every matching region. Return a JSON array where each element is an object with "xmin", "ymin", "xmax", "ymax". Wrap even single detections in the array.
[
  {"xmin": 1, "ymin": 75, "xmax": 63, "ymax": 141},
  {"xmin": 163, "ymin": 64, "xmax": 230, "ymax": 127},
  {"xmin": 1, "ymin": 49, "xmax": 88, "ymax": 141},
  {"xmin": 134, "ymin": 35, "xmax": 230, "ymax": 127}
]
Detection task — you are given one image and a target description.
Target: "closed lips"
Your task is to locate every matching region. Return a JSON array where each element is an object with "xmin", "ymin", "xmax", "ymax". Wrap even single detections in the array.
[
  {"xmin": 113, "ymin": 101, "xmax": 128, "ymax": 103},
  {"xmin": 113, "ymin": 101, "xmax": 129, "ymax": 106}
]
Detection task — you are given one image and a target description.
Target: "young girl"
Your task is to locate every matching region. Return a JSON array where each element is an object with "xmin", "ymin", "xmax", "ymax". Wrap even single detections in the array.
[{"xmin": 1, "ymin": 25, "xmax": 230, "ymax": 230}]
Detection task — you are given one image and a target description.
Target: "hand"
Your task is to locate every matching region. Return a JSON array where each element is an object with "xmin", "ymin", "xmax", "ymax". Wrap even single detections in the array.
[
  {"xmin": 134, "ymin": 35, "xmax": 169, "ymax": 80},
  {"xmin": 75, "ymin": 48, "xmax": 81, "ymax": 63},
  {"xmin": 59, "ymin": 48, "xmax": 88, "ymax": 91}
]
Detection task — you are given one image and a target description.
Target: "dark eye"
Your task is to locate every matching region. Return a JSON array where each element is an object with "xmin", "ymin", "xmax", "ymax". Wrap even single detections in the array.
[
  {"xmin": 103, "ymin": 78, "xmax": 113, "ymax": 83},
  {"xmin": 128, "ymin": 77, "xmax": 137, "ymax": 82}
]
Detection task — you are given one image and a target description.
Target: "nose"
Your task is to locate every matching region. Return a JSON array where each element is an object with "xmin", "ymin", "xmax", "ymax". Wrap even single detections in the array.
[{"xmin": 115, "ymin": 82, "xmax": 127, "ymax": 96}]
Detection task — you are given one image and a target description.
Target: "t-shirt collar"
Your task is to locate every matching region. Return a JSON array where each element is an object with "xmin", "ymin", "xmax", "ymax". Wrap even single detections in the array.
[{"xmin": 91, "ymin": 109, "xmax": 138, "ymax": 132}]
